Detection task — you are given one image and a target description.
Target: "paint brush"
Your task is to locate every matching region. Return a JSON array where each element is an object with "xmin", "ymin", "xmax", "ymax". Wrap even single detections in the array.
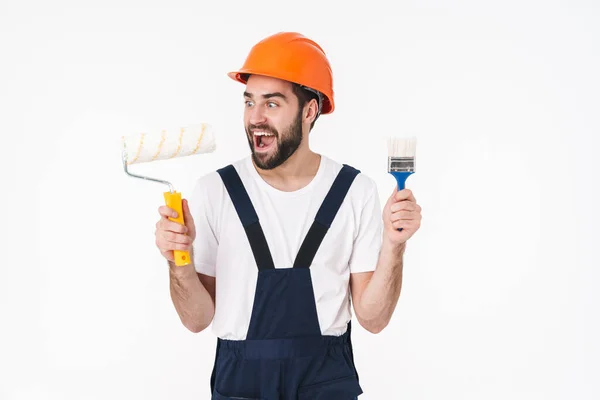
[{"xmin": 387, "ymin": 136, "xmax": 417, "ymax": 231}]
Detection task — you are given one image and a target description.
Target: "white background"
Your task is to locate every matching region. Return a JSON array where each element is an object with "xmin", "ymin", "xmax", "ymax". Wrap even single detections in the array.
[{"xmin": 1, "ymin": 0, "xmax": 598, "ymax": 399}]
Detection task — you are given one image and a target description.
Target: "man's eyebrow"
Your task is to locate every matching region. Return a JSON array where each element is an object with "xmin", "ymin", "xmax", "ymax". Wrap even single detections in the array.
[{"xmin": 243, "ymin": 91, "xmax": 288, "ymax": 101}]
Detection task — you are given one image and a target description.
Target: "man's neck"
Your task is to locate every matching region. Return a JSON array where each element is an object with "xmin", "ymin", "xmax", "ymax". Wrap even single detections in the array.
[{"xmin": 253, "ymin": 147, "xmax": 321, "ymax": 192}]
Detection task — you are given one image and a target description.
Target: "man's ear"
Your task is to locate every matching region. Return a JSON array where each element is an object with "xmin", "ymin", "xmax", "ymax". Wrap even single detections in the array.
[{"xmin": 304, "ymin": 98, "xmax": 319, "ymax": 124}]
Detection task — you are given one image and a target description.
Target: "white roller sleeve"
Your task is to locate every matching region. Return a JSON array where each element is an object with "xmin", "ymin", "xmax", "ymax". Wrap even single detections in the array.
[{"xmin": 122, "ymin": 123, "xmax": 216, "ymax": 165}]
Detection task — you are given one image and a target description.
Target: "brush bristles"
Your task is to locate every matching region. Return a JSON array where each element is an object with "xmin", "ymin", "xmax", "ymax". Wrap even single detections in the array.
[
  {"xmin": 387, "ymin": 137, "xmax": 417, "ymax": 158},
  {"xmin": 387, "ymin": 136, "xmax": 416, "ymax": 172}
]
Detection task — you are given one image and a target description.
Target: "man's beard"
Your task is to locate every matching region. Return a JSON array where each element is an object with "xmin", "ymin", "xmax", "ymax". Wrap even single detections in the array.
[{"xmin": 245, "ymin": 109, "xmax": 303, "ymax": 170}]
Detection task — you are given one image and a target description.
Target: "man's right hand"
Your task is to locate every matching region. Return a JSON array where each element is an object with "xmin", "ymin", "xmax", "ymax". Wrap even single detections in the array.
[{"xmin": 155, "ymin": 198, "xmax": 196, "ymax": 263}]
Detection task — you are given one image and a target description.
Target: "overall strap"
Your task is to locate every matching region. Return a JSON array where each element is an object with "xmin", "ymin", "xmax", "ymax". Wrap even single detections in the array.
[
  {"xmin": 217, "ymin": 165, "xmax": 275, "ymax": 271},
  {"xmin": 293, "ymin": 164, "xmax": 360, "ymax": 269}
]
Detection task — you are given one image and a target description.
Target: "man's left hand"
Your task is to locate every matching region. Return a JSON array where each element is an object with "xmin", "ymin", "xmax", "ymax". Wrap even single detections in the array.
[{"xmin": 382, "ymin": 187, "xmax": 422, "ymax": 246}]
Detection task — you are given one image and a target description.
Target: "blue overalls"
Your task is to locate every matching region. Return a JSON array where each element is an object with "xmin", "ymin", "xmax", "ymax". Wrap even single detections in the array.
[{"xmin": 209, "ymin": 163, "xmax": 364, "ymax": 400}]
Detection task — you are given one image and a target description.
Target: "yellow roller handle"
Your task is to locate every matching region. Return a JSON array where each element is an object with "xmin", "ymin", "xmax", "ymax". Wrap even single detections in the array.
[{"xmin": 163, "ymin": 191, "xmax": 191, "ymax": 266}]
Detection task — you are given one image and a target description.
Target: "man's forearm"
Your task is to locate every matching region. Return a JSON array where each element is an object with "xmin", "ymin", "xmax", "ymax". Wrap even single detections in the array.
[
  {"xmin": 356, "ymin": 239, "xmax": 405, "ymax": 333},
  {"xmin": 168, "ymin": 261, "xmax": 214, "ymax": 333}
]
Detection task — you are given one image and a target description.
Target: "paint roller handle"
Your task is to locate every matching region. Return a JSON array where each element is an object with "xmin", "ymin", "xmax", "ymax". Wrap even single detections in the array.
[{"xmin": 163, "ymin": 191, "xmax": 192, "ymax": 266}]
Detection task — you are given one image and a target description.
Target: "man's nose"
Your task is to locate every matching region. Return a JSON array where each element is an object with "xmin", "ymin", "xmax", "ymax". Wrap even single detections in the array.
[{"xmin": 248, "ymin": 105, "xmax": 267, "ymax": 126}]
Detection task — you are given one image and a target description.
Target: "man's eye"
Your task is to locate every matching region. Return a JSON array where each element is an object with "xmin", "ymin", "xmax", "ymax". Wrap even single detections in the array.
[
  {"xmin": 245, "ymin": 100, "xmax": 254, "ymax": 107},
  {"xmin": 267, "ymin": 102, "xmax": 278, "ymax": 108}
]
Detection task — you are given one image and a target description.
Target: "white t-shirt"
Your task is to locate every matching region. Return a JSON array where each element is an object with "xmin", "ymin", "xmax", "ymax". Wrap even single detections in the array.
[{"xmin": 189, "ymin": 154, "xmax": 382, "ymax": 340}]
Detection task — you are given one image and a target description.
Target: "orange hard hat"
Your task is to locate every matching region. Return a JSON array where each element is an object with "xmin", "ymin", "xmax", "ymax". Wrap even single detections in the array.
[{"xmin": 228, "ymin": 32, "xmax": 335, "ymax": 114}]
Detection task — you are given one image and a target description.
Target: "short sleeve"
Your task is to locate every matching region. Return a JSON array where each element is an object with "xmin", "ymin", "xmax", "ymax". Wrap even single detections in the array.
[
  {"xmin": 189, "ymin": 174, "xmax": 220, "ymax": 277},
  {"xmin": 348, "ymin": 178, "xmax": 382, "ymax": 274}
]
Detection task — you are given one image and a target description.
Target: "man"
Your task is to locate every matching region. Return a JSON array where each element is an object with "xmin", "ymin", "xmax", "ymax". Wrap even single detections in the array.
[{"xmin": 155, "ymin": 32, "xmax": 422, "ymax": 399}]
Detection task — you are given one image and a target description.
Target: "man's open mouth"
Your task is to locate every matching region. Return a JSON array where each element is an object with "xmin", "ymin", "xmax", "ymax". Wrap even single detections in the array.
[{"xmin": 253, "ymin": 131, "xmax": 276, "ymax": 152}]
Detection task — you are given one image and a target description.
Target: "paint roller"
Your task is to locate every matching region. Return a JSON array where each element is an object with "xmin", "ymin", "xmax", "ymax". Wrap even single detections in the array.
[{"xmin": 121, "ymin": 123, "xmax": 216, "ymax": 266}]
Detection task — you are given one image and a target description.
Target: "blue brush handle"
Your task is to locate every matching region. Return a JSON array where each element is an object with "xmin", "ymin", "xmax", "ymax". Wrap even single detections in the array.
[{"xmin": 389, "ymin": 171, "xmax": 414, "ymax": 232}]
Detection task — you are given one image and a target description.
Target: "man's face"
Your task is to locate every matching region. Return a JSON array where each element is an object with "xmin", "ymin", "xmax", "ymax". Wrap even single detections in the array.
[{"xmin": 243, "ymin": 75, "xmax": 303, "ymax": 170}]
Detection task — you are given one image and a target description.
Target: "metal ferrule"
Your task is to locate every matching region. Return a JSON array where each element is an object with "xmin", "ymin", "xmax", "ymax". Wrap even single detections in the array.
[{"xmin": 388, "ymin": 156, "xmax": 416, "ymax": 172}]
